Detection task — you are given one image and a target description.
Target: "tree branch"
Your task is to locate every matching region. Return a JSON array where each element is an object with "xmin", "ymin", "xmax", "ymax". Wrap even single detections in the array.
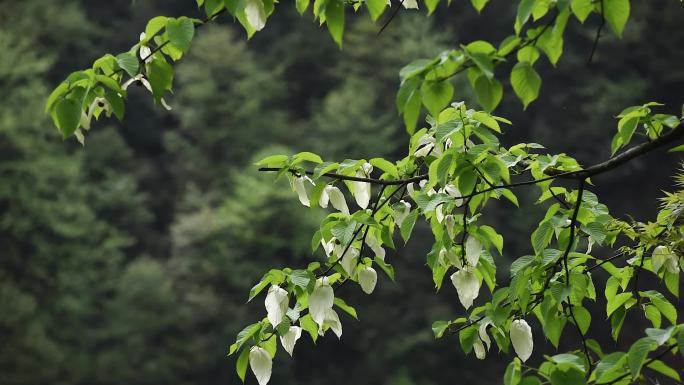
[{"xmin": 587, "ymin": 0, "xmax": 605, "ymax": 64}]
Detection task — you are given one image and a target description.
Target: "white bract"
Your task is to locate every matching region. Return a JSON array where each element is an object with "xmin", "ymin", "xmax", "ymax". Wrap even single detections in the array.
[
  {"xmin": 138, "ymin": 32, "xmax": 153, "ymax": 62},
  {"xmin": 264, "ymin": 285, "xmax": 288, "ymax": 327},
  {"xmin": 465, "ymin": 237, "xmax": 482, "ymax": 267},
  {"xmin": 358, "ymin": 266, "xmax": 378, "ymax": 294},
  {"xmin": 450, "ymin": 268, "xmax": 481, "ymax": 309},
  {"xmin": 309, "ymin": 278, "xmax": 334, "ymax": 327},
  {"xmin": 321, "ymin": 308, "xmax": 343, "ymax": 338},
  {"xmin": 445, "ymin": 214, "xmax": 456, "ymax": 239},
  {"xmin": 337, "ymin": 246, "xmax": 359, "ymax": 276},
  {"xmin": 244, "ymin": 0, "xmax": 267, "ymax": 31},
  {"xmin": 249, "ymin": 346, "xmax": 272, "ymax": 385},
  {"xmin": 353, "ymin": 163, "xmax": 373, "ymax": 208},
  {"xmin": 444, "ymin": 184, "xmax": 463, "ymax": 206},
  {"xmin": 279, "ymin": 326, "xmax": 302, "ymax": 356},
  {"xmin": 393, "ymin": 200, "xmax": 411, "ymax": 226},
  {"xmin": 320, "ymin": 185, "xmax": 349, "ymax": 214},
  {"xmin": 321, "ymin": 237, "xmax": 336, "ymax": 257},
  {"xmin": 402, "ymin": 0, "xmax": 419, "ymax": 9},
  {"xmin": 509, "ymin": 319, "xmax": 534, "ymax": 362},
  {"xmin": 292, "ymin": 176, "xmax": 313, "ymax": 207},
  {"xmin": 365, "ymin": 233, "xmax": 385, "ymax": 260},
  {"xmin": 122, "ymin": 74, "xmax": 172, "ymax": 110},
  {"xmin": 652, "ymin": 245, "xmax": 680, "ymax": 274}
]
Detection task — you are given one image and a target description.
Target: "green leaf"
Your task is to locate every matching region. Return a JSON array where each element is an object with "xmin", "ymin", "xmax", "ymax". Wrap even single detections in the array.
[
  {"xmin": 515, "ymin": 0, "xmax": 536, "ymax": 34},
  {"xmin": 400, "ymin": 209, "xmax": 419, "ymax": 243},
  {"xmin": 421, "ymin": 81, "xmax": 454, "ymax": 117},
  {"xmin": 646, "ymin": 359, "xmax": 681, "ymax": 381},
  {"xmin": 255, "ymin": 154, "xmax": 289, "ymax": 167},
  {"xmin": 431, "ymin": 320, "xmax": 451, "ymax": 338},
  {"xmin": 366, "ymin": 0, "xmax": 387, "ymax": 21},
  {"xmin": 510, "ymin": 61, "xmax": 541, "ymax": 109},
  {"xmin": 52, "ymin": 98, "xmax": 82, "ymax": 138},
  {"xmin": 166, "ymin": 17, "xmax": 195, "ymax": 52},
  {"xmin": 469, "ymin": 52, "xmax": 494, "ymax": 79},
  {"xmin": 145, "ymin": 16, "xmax": 168, "ymax": 38},
  {"xmin": 296, "ymin": 0, "xmax": 310, "ymax": 14},
  {"xmin": 471, "ymin": 111, "xmax": 501, "ymax": 132},
  {"xmin": 531, "ymin": 221, "xmax": 553, "ymax": 255},
  {"xmin": 146, "ymin": 58, "xmax": 174, "ymax": 102},
  {"xmin": 299, "ymin": 314, "xmax": 319, "ymax": 342},
  {"xmin": 571, "ymin": 0, "xmax": 593, "ymax": 22},
  {"xmin": 549, "ymin": 367, "xmax": 586, "ymax": 385},
  {"xmin": 374, "ymin": 256, "xmax": 395, "ymax": 281},
  {"xmin": 289, "ymin": 270, "xmax": 312, "ymax": 289},
  {"xmin": 606, "ymin": 292, "xmax": 632, "ymax": 317},
  {"xmin": 572, "ymin": 306, "xmax": 591, "ymax": 334},
  {"xmin": 425, "ymin": 0, "xmax": 440, "ymax": 15},
  {"xmin": 116, "ymin": 52, "xmax": 139, "ymax": 76},
  {"xmin": 504, "ymin": 359, "xmax": 521, "ymax": 385},
  {"xmin": 473, "ymin": 76, "xmax": 503, "ymax": 112},
  {"xmin": 627, "ymin": 337, "xmax": 657, "ymax": 379},
  {"xmin": 604, "ymin": 0, "xmax": 630, "ymax": 37},
  {"xmin": 333, "ymin": 297, "xmax": 358, "ymax": 319},
  {"xmin": 470, "ymin": 0, "xmax": 489, "ymax": 13},
  {"xmin": 325, "ymin": 0, "xmax": 345, "ymax": 47},
  {"xmin": 235, "ymin": 347, "xmax": 250, "ymax": 382}
]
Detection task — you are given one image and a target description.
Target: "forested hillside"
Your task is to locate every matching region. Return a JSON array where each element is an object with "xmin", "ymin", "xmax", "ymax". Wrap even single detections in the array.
[{"xmin": 1, "ymin": 1, "xmax": 682, "ymax": 384}]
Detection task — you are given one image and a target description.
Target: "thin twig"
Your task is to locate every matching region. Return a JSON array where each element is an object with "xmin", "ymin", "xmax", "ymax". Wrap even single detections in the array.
[{"xmin": 587, "ymin": 0, "xmax": 605, "ymax": 64}]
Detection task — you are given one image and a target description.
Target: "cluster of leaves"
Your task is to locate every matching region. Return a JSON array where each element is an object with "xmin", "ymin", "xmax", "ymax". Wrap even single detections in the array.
[
  {"xmin": 45, "ymin": 0, "xmax": 633, "ymax": 140},
  {"xmin": 228, "ymin": 101, "xmax": 683, "ymax": 385}
]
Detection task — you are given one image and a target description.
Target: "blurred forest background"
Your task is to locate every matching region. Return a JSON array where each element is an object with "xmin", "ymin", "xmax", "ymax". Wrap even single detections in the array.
[{"xmin": 1, "ymin": 1, "xmax": 683, "ymax": 384}]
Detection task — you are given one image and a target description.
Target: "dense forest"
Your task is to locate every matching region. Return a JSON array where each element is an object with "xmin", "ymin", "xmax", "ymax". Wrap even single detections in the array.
[{"xmin": 1, "ymin": 1, "xmax": 683, "ymax": 384}]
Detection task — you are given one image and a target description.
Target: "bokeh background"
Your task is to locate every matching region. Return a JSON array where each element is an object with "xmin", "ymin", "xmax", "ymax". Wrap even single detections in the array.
[{"xmin": 1, "ymin": 1, "xmax": 683, "ymax": 384}]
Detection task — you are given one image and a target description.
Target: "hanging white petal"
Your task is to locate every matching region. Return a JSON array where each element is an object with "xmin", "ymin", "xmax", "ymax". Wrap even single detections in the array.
[
  {"xmin": 138, "ymin": 32, "xmax": 153, "ymax": 62},
  {"xmin": 326, "ymin": 185, "xmax": 350, "ymax": 215},
  {"xmin": 465, "ymin": 237, "xmax": 482, "ymax": 267},
  {"xmin": 309, "ymin": 279, "xmax": 334, "ymax": 327},
  {"xmin": 279, "ymin": 326, "xmax": 302, "ymax": 356},
  {"xmin": 292, "ymin": 176, "xmax": 312, "ymax": 207},
  {"xmin": 353, "ymin": 163, "xmax": 373, "ymax": 209},
  {"xmin": 393, "ymin": 200, "xmax": 411, "ymax": 227},
  {"xmin": 337, "ymin": 246, "xmax": 359, "ymax": 276},
  {"xmin": 365, "ymin": 234, "xmax": 385, "ymax": 261},
  {"xmin": 319, "ymin": 186, "xmax": 330, "ymax": 208},
  {"xmin": 586, "ymin": 237, "xmax": 595, "ymax": 254},
  {"xmin": 323, "ymin": 308, "xmax": 342, "ymax": 338},
  {"xmin": 651, "ymin": 245, "xmax": 668, "ymax": 272},
  {"xmin": 321, "ymin": 237, "xmax": 336, "ymax": 257},
  {"xmin": 478, "ymin": 319, "xmax": 493, "ymax": 350},
  {"xmin": 445, "ymin": 215, "xmax": 456, "ymax": 239},
  {"xmin": 264, "ymin": 285, "xmax": 288, "ymax": 327},
  {"xmin": 402, "ymin": 0, "xmax": 419, "ymax": 9},
  {"xmin": 444, "ymin": 184, "xmax": 463, "ymax": 206},
  {"xmin": 406, "ymin": 183, "xmax": 416, "ymax": 196},
  {"xmin": 121, "ymin": 74, "xmax": 172, "ymax": 110},
  {"xmin": 510, "ymin": 319, "xmax": 533, "ymax": 362},
  {"xmin": 473, "ymin": 337, "xmax": 486, "ymax": 359},
  {"xmin": 358, "ymin": 266, "xmax": 378, "ymax": 294},
  {"xmin": 249, "ymin": 346, "xmax": 272, "ymax": 385},
  {"xmin": 245, "ymin": 0, "xmax": 267, "ymax": 31},
  {"xmin": 436, "ymin": 204, "xmax": 445, "ymax": 223},
  {"xmin": 450, "ymin": 268, "xmax": 481, "ymax": 309}
]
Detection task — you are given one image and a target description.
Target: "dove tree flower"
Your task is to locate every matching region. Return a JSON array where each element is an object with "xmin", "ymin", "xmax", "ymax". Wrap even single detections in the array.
[
  {"xmin": 249, "ymin": 346, "xmax": 272, "ymax": 385},
  {"xmin": 353, "ymin": 162, "xmax": 373, "ymax": 208},
  {"xmin": 309, "ymin": 278, "xmax": 334, "ymax": 328},
  {"xmin": 450, "ymin": 267, "xmax": 481, "ymax": 309},
  {"xmin": 319, "ymin": 185, "xmax": 349, "ymax": 214},
  {"xmin": 358, "ymin": 266, "xmax": 378, "ymax": 294},
  {"xmin": 279, "ymin": 326, "xmax": 302, "ymax": 356},
  {"xmin": 122, "ymin": 74, "xmax": 172, "ymax": 111},
  {"xmin": 264, "ymin": 285, "xmax": 288, "ymax": 327},
  {"xmin": 509, "ymin": 319, "xmax": 533, "ymax": 362},
  {"xmin": 292, "ymin": 175, "xmax": 314, "ymax": 207}
]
